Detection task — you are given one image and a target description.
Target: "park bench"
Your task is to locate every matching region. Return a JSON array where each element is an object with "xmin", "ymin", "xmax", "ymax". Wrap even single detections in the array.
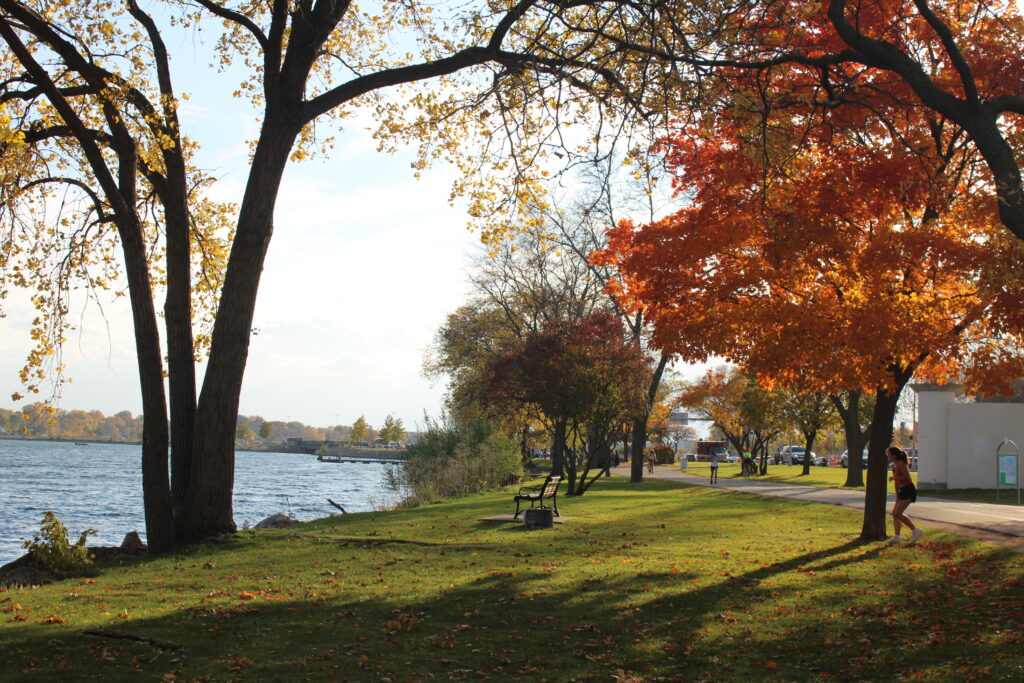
[{"xmin": 513, "ymin": 474, "xmax": 562, "ymax": 518}]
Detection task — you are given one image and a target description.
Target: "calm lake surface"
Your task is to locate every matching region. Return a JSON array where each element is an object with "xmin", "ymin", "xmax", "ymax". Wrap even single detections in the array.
[{"xmin": 0, "ymin": 439, "xmax": 401, "ymax": 565}]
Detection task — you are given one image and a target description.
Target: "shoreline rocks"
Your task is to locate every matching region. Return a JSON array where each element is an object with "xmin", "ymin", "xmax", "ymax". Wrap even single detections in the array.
[
  {"xmin": 0, "ymin": 531, "xmax": 149, "ymax": 588},
  {"xmin": 253, "ymin": 513, "xmax": 300, "ymax": 529}
]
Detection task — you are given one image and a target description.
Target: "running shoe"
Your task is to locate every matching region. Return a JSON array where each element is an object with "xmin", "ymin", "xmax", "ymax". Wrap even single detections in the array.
[{"xmin": 908, "ymin": 528, "xmax": 923, "ymax": 546}]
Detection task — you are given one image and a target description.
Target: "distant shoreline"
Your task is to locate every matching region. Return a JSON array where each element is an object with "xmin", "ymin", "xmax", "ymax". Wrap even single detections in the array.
[
  {"xmin": 0, "ymin": 435, "xmax": 141, "ymax": 446},
  {"xmin": 0, "ymin": 435, "xmax": 406, "ymax": 458},
  {"xmin": 0, "ymin": 436, "xmax": 299, "ymax": 453}
]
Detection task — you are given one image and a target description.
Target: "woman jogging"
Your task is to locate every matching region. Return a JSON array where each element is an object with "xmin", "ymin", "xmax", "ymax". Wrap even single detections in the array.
[{"xmin": 886, "ymin": 446, "xmax": 923, "ymax": 546}]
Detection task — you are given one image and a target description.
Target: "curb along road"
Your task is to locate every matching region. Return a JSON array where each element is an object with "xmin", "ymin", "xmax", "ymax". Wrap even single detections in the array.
[{"xmin": 613, "ymin": 465, "xmax": 1024, "ymax": 552}]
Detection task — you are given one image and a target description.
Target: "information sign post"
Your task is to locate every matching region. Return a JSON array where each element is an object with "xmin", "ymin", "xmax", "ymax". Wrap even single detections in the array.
[{"xmin": 996, "ymin": 438, "xmax": 1020, "ymax": 505}]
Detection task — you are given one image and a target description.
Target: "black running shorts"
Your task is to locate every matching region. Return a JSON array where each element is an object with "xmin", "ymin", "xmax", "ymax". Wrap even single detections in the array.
[{"xmin": 897, "ymin": 483, "xmax": 917, "ymax": 502}]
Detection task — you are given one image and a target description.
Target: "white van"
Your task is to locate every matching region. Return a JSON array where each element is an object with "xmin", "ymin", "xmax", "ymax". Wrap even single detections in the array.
[{"xmin": 779, "ymin": 445, "xmax": 818, "ymax": 466}]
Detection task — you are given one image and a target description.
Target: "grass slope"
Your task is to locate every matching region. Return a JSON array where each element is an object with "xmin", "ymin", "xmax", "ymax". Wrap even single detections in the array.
[{"xmin": 2, "ymin": 477, "xmax": 1022, "ymax": 681}]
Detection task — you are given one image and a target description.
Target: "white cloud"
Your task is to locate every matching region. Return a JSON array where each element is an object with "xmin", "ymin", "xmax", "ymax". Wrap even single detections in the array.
[{"xmin": 236, "ymin": 153, "xmax": 475, "ymax": 426}]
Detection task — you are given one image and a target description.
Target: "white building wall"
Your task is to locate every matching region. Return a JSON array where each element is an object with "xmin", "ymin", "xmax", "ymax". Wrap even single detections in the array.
[
  {"xmin": 913, "ymin": 384, "xmax": 957, "ymax": 490},
  {"xmin": 946, "ymin": 404, "xmax": 1024, "ymax": 489}
]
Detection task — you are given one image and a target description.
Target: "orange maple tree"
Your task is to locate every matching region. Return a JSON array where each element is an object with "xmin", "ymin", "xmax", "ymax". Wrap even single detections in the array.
[{"xmin": 596, "ymin": 6, "xmax": 1024, "ymax": 539}]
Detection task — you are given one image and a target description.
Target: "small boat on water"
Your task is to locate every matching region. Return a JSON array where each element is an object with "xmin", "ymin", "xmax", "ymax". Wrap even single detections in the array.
[{"xmin": 74, "ymin": 441, "xmax": 90, "ymax": 445}]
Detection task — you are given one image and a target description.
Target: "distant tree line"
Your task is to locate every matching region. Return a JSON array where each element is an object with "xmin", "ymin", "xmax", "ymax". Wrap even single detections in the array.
[
  {"xmin": 0, "ymin": 404, "xmax": 142, "ymax": 441},
  {"xmin": 235, "ymin": 413, "xmax": 407, "ymax": 444},
  {"xmin": 1, "ymin": 406, "xmax": 410, "ymax": 446},
  {"xmin": 234, "ymin": 415, "xmax": 350, "ymax": 443}
]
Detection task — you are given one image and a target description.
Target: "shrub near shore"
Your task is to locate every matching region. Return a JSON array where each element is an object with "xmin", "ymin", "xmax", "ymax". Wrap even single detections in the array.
[
  {"xmin": 386, "ymin": 414, "xmax": 522, "ymax": 506},
  {"xmin": 2, "ymin": 478, "xmax": 1022, "ymax": 681}
]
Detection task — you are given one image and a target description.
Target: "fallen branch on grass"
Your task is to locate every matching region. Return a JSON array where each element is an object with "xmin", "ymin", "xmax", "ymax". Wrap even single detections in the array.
[
  {"xmin": 288, "ymin": 533, "xmax": 487, "ymax": 547},
  {"xmin": 81, "ymin": 630, "xmax": 183, "ymax": 651},
  {"xmin": 326, "ymin": 498, "xmax": 347, "ymax": 513}
]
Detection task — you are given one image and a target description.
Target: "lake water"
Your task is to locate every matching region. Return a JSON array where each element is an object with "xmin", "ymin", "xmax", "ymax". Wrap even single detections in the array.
[{"xmin": 0, "ymin": 439, "xmax": 401, "ymax": 565}]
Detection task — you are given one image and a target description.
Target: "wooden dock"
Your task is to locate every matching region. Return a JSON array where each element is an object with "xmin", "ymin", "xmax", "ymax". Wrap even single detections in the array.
[{"xmin": 317, "ymin": 454, "xmax": 402, "ymax": 464}]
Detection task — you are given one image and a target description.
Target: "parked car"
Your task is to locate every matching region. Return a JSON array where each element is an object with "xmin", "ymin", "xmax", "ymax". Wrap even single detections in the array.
[
  {"xmin": 840, "ymin": 449, "xmax": 868, "ymax": 468},
  {"xmin": 725, "ymin": 453, "xmax": 741, "ymax": 463},
  {"xmin": 780, "ymin": 445, "xmax": 820, "ymax": 466}
]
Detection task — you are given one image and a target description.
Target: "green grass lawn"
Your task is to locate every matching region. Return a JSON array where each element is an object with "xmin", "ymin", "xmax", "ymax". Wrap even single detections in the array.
[
  {"xmin": 917, "ymin": 488, "xmax": 1024, "ymax": 506},
  {"xmin": 3, "ymin": 477, "xmax": 1023, "ymax": 681},
  {"xmin": 683, "ymin": 462, "xmax": 1024, "ymax": 505},
  {"xmin": 683, "ymin": 462, "xmax": 900, "ymax": 489}
]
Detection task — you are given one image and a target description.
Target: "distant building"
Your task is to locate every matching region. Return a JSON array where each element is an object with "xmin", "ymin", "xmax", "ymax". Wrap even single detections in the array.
[
  {"xmin": 669, "ymin": 411, "xmax": 713, "ymax": 439},
  {"xmin": 913, "ymin": 382, "xmax": 1024, "ymax": 490}
]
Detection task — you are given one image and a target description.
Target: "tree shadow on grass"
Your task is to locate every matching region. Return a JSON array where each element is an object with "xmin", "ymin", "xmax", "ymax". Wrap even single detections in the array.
[
  {"xmin": 4, "ymin": 532, "xmax": 1022, "ymax": 681},
  {"xmin": 6, "ymin": 477, "xmax": 1022, "ymax": 681}
]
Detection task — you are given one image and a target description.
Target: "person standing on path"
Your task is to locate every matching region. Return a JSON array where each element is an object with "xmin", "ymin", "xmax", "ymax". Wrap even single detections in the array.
[
  {"xmin": 709, "ymin": 452, "xmax": 719, "ymax": 485},
  {"xmin": 742, "ymin": 451, "xmax": 753, "ymax": 478},
  {"xmin": 887, "ymin": 446, "xmax": 923, "ymax": 546},
  {"xmin": 646, "ymin": 449, "xmax": 656, "ymax": 474}
]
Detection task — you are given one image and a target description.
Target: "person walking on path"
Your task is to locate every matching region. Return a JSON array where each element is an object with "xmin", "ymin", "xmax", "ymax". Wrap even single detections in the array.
[
  {"xmin": 887, "ymin": 446, "xmax": 923, "ymax": 546},
  {"xmin": 709, "ymin": 452, "xmax": 720, "ymax": 485},
  {"xmin": 646, "ymin": 449, "xmax": 656, "ymax": 474}
]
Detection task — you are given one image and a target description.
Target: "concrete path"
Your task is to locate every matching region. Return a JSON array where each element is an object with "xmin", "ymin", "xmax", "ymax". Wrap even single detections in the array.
[{"xmin": 614, "ymin": 464, "xmax": 1024, "ymax": 552}]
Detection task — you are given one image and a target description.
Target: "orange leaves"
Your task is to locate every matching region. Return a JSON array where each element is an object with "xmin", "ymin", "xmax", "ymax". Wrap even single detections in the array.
[
  {"xmin": 383, "ymin": 613, "xmax": 421, "ymax": 633},
  {"xmin": 599, "ymin": 5, "xmax": 1024, "ymax": 396}
]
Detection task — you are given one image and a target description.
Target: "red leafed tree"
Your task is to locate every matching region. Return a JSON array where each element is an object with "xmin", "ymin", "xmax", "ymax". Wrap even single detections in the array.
[
  {"xmin": 596, "ymin": 33, "xmax": 1024, "ymax": 538},
  {"xmin": 485, "ymin": 311, "xmax": 649, "ymax": 495}
]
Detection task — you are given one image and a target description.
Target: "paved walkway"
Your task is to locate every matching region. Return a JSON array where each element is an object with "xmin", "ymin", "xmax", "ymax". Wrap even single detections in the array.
[{"xmin": 613, "ymin": 464, "xmax": 1024, "ymax": 552}]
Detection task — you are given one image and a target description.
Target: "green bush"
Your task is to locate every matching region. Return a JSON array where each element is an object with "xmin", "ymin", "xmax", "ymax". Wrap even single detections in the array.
[
  {"xmin": 22, "ymin": 511, "xmax": 96, "ymax": 575},
  {"xmin": 387, "ymin": 413, "xmax": 522, "ymax": 506}
]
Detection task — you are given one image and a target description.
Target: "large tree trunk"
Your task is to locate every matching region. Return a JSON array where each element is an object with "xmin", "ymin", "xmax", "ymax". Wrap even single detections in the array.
[
  {"xmin": 843, "ymin": 425, "xmax": 868, "ymax": 487},
  {"xmin": 629, "ymin": 415, "xmax": 646, "ymax": 482},
  {"xmin": 551, "ymin": 419, "xmax": 566, "ymax": 477},
  {"xmin": 519, "ymin": 425, "xmax": 530, "ymax": 468},
  {"xmin": 861, "ymin": 388, "xmax": 901, "ymax": 541},
  {"xmin": 112, "ymin": 142, "xmax": 175, "ymax": 552},
  {"xmin": 801, "ymin": 431, "xmax": 817, "ymax": 476},
  {"xmin": 832, "ymin": 390, "xmax": 871, "ymax": 488},
  {"xmin": 119, "ymin": 216, "xmax": 175, "ymax": 551},
  {"xmin": 179, "ymin": 116, "xmax": 300, "ymax": 541},
  {"xmin": 162, "ymin": 170, "xmax": 197, "ymax": 535},
  {"xmin": 630, "ymin": 352, "xmax": 670, "ymax": 482}
]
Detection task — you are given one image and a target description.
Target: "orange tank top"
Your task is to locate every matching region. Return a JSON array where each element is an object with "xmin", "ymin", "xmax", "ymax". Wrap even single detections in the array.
[{"xmin": 892, "ymin": 461, "xmax": 912, "ymax": 489}]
